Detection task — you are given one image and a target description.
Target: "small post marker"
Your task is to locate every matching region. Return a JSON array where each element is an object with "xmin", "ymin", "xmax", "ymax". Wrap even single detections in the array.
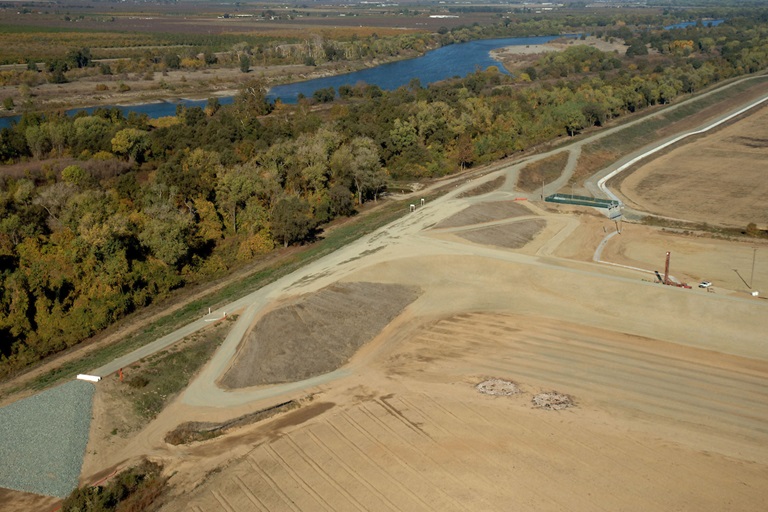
[
  {"xmin": 410, "ymin": 204, "xmax": 415, "ymax": 212},
  {"xmin": 421, "ymin": 198, "xmax": 425, "ymax": 206}
]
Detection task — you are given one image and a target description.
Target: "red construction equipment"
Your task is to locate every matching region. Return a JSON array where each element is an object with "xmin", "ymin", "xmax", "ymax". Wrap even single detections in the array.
[{"xmin": 662, "ymin": 252, "xmax": 692, "ymax": 288}]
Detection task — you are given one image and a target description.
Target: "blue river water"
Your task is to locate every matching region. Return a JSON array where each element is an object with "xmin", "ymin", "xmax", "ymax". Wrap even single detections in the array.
[
  {"xmin": 0, "ymin": 35, "xmax": 562, "ymax": 129},
  {"xmin": 266, "ymin": 35, "xmax": 563, "ymax": 102},
  {"xmin": 0, "ymin": 21, "xmax": 723, "ymax": 129}
]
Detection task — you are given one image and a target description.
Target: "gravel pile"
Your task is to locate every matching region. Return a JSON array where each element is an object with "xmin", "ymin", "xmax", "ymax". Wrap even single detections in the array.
[
  {"xmin": 476, "ymin": 378, "xmax": 520, "ymax": 396},
  {"xmin": 532, "ymin": 391, "xmax": 574, "ymax": 410},
  {"xmin": 0, "ymin": 380, "xmax": 95, "ymax": 498}
]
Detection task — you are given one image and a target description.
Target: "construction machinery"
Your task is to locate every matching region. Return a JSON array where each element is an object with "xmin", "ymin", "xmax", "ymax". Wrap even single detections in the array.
[{"xmin": 660, "ymin": 251, "xmax": 692, "ymax": 288}]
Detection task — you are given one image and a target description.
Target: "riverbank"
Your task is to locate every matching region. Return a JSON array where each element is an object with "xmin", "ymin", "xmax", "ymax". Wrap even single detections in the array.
[
  {"xmin": 0, "ymin": 58, "xmax": 392, "ymax": 120},
  {"xmin": 0, "ymin": 35, "xmax": 596, "ymax": 121},
  {"xmin": 490, "ymin": 35, "xmax": 627, "ymax": 73}
]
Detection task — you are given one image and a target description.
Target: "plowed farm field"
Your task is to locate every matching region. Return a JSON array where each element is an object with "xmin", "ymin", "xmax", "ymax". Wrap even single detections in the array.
[{"xmin": 170, "ymin": 314, "xmax": 768, "ymax": 512}]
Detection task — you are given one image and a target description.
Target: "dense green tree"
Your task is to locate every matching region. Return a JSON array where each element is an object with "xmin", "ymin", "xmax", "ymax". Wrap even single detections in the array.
[
  {"xmin": 270, "ymin": 194, "xmax": 314, "ymax": 247},
  {"xmin": 111, "ymin": 128, "xmax": 149, "ymax": 164},
  {"xmin": 139, "ymin": 203, "xmax": 194, "ymax": 268},
  {"xmin": 239, "ymin": 54, "xmax": 250, "ymax": 73},
  {"xmin": 67, "ymin": 47, "xmax": 92, "ymax": 69}
]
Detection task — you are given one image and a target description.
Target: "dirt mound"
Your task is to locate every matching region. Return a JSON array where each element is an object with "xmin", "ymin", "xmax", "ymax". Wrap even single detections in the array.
[
  {"xmin": 165, "ymin": 400, "xmax": 300, "ymax": 445},
  {"xmin": 435, "ymin": 201, "xmax": 531, "ymax": 229},
  {"xmin": 220, "ymin": 282, "xmax": 421, "ymax": 388},
  {"xmin": 457, "ymin": 219, "xmax": 545, "ymax": 248},
  {"xmin": 476, "ymin": 378, "xmax": 520, "ymax": 396},
  {"xmin": 532, "ymin": 391, "xmax": 574, "ymax": 410}
]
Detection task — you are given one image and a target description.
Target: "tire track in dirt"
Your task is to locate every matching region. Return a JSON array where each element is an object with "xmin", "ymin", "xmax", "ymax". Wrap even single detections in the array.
[
  {"xmin": 419, "ymin": 314, "xmax": 768, "ymax": 407},
  {"xmin": 327, "ymin": 415, "xmax": 442, "ymax": 511},
  {"xmin": 304, "ymin": 429, "xmax": 400, "ymax": 511},
  {"xmin": 399, "ymin": 312, "xmax": 768, "ymax": 452},
  {"xmin": 463, "ymin": 392, "xmax": 759, "ymax": 507},
  {"xmin": 263, "ymin": 442, "xmax": 336, "ymax": 511},
  {"xmin": 348, "ymin": 405, "xmax": 474, "ymax": 511},
  {"xmin": 239, "ymin": 460, "xmax": 298, "ymax": 511},
  {"xmin": 211, "ymin": 490, "xmax": 237, "ymax": 512},
  {"xmin": 457, "ymin": 396, "xmax": 686, "ymax": 510},
  {"xmin": 282, "ymin": 435, "xmax": 368, "ymax": 512},
  {"xmin": 446, "ymin": 397, "xmax": 600, "ymax": 511},
  {"xmin": 394, "ymin": 393, "xmax": 556, "ymax": 491},
  {"xmin": 247, "ymin": 453, "xmax": 305, "ymax": 512},
  {"xmin": 234, "ymin": 475, "xmax": 269, "ymax": 512}
]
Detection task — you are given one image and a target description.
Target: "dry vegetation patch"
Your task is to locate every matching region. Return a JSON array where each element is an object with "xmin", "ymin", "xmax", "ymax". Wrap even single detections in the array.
[
  {"xmin": 458, "ymin": 175, "xmax": 506, "ymax": 198},
  {"xmin": 435, "ymin": 200, "xmax": 531, "ymax": 229},
  {"xmin": 94, "ymin": 320, "xmax": 230, "ymax": 441},
  {"xmin": 220, "ymin": 282, "xmax": 421, "ymax": 388},
  {"xmin": 457, "ymin": 219, "xmax": 546, "ymax": 249},
  {"xmin": 517, "ymin": 151, "xmax": 569, "ymax": 192}
]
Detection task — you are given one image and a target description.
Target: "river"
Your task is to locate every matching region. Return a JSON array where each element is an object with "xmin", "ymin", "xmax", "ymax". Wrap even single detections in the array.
[
  {"xmin": 0, "ymin": 35, "xmax": 563, "ymax": 129},
  {"xmin": 0, "ymin": 21, "xmax": 723, "ymax": 129}
]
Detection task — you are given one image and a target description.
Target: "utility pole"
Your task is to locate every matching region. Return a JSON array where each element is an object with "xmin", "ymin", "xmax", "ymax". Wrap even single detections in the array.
[{"xmin": 750, "ymin": 247, "xmax": 757, "ymax": 288}]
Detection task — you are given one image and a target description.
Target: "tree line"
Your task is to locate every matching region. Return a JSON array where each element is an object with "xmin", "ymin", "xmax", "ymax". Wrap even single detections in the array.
[{"xmin": 1, "ymin": 11, "xmax": 768, "ymax": 378}]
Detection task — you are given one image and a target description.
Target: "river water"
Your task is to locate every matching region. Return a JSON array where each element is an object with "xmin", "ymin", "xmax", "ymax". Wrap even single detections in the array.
[
  {"xmin": 0, "ymin": 35, "xmax": 562, "ymax": 129},
  {"xmin": 266, "ymin": 35, "xmax": 563, "ymax": 102},
  {"xmin": 0, "ymin": 21, "xmax": 723, "ymax": 129}
]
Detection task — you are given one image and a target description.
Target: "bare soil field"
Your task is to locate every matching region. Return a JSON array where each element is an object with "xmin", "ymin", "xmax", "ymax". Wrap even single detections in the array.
[
  {"xmin": 598, "ymin": 224, "xmax": 768, "ymax": 293},
  {"xmin": 164, "ymin": 304, "xmax": 768, "ymax": 512},
  {"xmin": 141, "ymin": 208, "xmax": 766, "ymax": 511},
  {"xmin": 616, "ymin": 103, "xmax": 768, "ymax": 228}
]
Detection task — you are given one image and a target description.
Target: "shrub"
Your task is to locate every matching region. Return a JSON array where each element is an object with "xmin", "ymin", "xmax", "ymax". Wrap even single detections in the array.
[{"xmin": 61, "ymin": 459, "xmax": 166, "ymax": 512}]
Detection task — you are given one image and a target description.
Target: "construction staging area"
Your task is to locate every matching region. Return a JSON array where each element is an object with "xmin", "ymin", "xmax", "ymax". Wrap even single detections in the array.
[{"xmin": 2, "ymin": 80, "xmax": 768, "ymax": 511}]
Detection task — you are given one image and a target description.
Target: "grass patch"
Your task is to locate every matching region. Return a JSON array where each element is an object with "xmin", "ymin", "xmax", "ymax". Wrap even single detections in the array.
[
  {"xmin": 517, "ymin": 151, "xmax": 569, "ymax": 192},
  {"xmin": 641, "ymin": 216, "xmax": 768, "ymax": 239},
  {"xmin": 122, "ymin": 319, "xmax": 232, "ymax": 420}
]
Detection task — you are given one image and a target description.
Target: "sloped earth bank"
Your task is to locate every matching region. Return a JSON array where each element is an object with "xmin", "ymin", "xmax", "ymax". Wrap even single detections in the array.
[
  {"xmin": 434, "ymin": 200, "xmax": 531, "ymax": 228},
  {"xmin": 616, "ymin": 103, "xmax": 768, "ymax": 227},
  {"xmin": 456, "ymin": 218, "xmax": 546, "ymax": 248},
  {"xmin": 220, "ymin": 282, "xmax": 421, "ymax": 388}
]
